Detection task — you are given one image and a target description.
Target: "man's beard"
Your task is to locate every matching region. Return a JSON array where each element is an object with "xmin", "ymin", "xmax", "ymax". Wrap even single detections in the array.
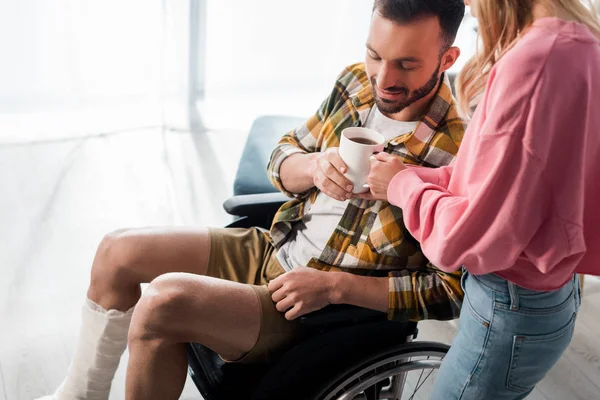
[{"xmin": 371, "ymin": 62, "xmax": 441, "ymax": 115}]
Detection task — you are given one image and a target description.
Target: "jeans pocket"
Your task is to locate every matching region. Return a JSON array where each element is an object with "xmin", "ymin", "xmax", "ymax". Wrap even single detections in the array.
[
  {"xmin": 465, "ymin": 294, "xmax": 490, "ymax": 328},
  {"xmin": 506, "ymin": 313, "xmax": 576, "ymax": 393},
  {"xmin": 463, "ymin": 273, "xmax": 491, "ymax": 328}
]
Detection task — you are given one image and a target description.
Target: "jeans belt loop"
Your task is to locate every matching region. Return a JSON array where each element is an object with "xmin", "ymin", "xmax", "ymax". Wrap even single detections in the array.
[
  {"xmin": 507, "ymin": 281, "xmax": 520, "ymax": 311},
  {"xmin": 574, "ymin": 274, "xmax": 582, "ymax": 311}
]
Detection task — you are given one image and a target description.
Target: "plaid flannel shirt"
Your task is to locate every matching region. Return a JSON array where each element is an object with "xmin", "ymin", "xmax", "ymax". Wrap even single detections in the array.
[{"xmin": 267, "ymin": 63, "xmax": 467, "ymax": 322}]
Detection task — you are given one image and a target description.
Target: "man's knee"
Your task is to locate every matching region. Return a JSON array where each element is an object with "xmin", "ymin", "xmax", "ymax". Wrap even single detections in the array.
[
  {"xmin": 128, "ymin": 273, "xmax": 192, "ymax": 344},
  {"xmin": 91, "ymin": 228, "xmax": 140, "ymax": 286}
]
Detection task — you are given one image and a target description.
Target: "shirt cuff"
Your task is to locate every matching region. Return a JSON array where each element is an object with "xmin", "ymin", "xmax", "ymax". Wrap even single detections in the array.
[
  {"xmin": 269, "ymin": 145, "xmax": 308, "ymax": 196},
  {"xmin": 387, "ymin": 274, "xmax": 417, "ymax": 321}
]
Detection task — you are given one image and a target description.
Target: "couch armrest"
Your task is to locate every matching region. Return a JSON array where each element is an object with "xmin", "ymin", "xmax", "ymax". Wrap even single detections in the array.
[{"xmin": 223, "ymin": 192, "xmax": 290, "ymax": 217}]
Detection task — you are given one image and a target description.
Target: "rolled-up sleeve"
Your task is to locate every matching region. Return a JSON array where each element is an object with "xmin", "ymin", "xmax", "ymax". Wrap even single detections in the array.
[
  {"xmin": 267, "ymin": 142, "xmax": 310, "ymax": 197},
  {"xmin": 267, "ymin": 72, "xmax": 344, "ymax": 197}
]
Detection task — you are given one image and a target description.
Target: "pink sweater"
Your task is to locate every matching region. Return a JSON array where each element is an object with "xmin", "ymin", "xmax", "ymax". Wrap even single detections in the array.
[{"xmin": 388, "ymin": 18, "xmax": 600, "ymax": 291}]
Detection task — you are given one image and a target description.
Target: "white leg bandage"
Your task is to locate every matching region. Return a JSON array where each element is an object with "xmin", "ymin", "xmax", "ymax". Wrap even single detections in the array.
[{"xmin": 37, "ymin": 298, "xmax": 134, "ymax": 400}]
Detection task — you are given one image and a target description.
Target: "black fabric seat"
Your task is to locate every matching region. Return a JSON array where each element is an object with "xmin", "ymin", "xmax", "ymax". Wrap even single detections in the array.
[{"xmin": 187, "ymin": 306, "xmax": 418, "ymax": 400}]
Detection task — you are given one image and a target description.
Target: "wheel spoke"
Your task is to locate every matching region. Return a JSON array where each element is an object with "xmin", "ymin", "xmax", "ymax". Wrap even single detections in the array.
[
  {"xmin": 408, "ymin": 368, "xmax": 435, "ymax": 400},
  {"xmin": 415, "ymin": 357, "xmax": 431, "ymax": 387},
  {"xmin": 324, "ymin": 346, "xmax": 449, "ymax": 400}
]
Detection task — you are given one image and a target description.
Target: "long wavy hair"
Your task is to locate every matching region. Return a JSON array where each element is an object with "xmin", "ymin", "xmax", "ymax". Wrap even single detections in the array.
[{"xmin": 457, "ymin": 0, "xmax": 600, "ymax": 115}]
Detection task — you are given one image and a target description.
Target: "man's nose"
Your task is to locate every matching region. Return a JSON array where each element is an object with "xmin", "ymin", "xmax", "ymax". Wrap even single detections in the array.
[{"xmin": 376, "ymin": 63, "xmax": 399, "ymax": 90}]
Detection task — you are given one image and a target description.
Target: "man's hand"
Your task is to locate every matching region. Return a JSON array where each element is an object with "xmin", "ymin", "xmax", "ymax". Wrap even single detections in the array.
[
  {"xmin": 312, "ymin": 148, "xmax": 354, "ymax": 201},
  {"xmin": 358, "ymin": 152, "xmax": 407, "ymax": 201},
  {"xmin": 268, "ymin": 266, "xmax": 339, "ymax": 320}
]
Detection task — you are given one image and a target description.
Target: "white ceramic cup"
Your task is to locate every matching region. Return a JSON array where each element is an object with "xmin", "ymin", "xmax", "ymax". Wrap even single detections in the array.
[{"xmin": 339, "ymin": 127, "xmax": 385, "ymax": 194}]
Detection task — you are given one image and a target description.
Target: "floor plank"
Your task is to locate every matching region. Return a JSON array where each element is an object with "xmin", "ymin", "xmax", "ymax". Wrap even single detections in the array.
[
  {"xmin": 0, "ymin": 334, "xmax": 71, "ymax": 400},
  {"xmin": 526, "ymin": 388, "xmax": 550, "ymax": 400},
  {"xmin": 0, "ymin": 362, "xmax": 7, "ymax": 400},
  {"xmin": 536, "ymin": 355, "xmax": 599, "ymax": 400},
  {"xmin": 562, "ymin": 297, "xmax": 600, "ymax": 389}
]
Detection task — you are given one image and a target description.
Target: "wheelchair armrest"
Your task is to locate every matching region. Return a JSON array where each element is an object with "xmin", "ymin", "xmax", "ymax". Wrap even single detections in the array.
[
  {"xmin": 299, "ymin": 305, "xmax": 387, "ymax": 327},
  {"xmin": 223, "ymin": 192, "xmax": 289, "ymax": 217}
]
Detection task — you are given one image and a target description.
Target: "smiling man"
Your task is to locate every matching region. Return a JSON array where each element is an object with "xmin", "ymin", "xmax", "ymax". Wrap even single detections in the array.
[
  {"xmin": 366, "ymin": 17, "xmax": 451, "ymax": 119},
  {"xmin": 38, "ymin": 1, "xmax": 468, "ymax": 400}
]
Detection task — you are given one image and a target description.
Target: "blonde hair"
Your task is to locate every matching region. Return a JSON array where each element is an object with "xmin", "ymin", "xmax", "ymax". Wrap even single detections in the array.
[{"xmin": 457, "ymin": 0, "xmax": 600, "ymax": 115}]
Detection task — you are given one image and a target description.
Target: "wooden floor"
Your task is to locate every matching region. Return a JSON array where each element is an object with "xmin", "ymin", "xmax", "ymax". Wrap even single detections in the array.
[{"xmin": 0, "ymin": 128, "xmax": 599, "ymax": 400}]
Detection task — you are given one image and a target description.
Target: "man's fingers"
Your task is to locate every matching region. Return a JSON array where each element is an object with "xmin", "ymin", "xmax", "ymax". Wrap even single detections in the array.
[
  {"xmin": 322, "ymin": 180, "xmax": 352, "ymax": 201},
  {"xmin": 267, "ymin": 277, "xmax": 284, "ymax": 293},
  {"xmin": 285, "ymin": 305, "xmax": 301, "ymax": 321},
  {"xmin": 271, "ymin": 288, "xmax": 286, "ymax": 303},
  {"xmin": 320, "ymin": 158, "xmax": 354, "ymax": 193},
  {"xmin": 276, "ymin": 297, "xmax": 295, "ymax": 313},
  {"xmin": 315, "ymin": 167, "xmax": 351, "ymax": 201},
  {"xmin": 326, "ymin": 149, "xmax": 348, "ymax": 174},
  {"xmin": 286, "ymin": 303, "xmax": 322, "ymax": 320}
]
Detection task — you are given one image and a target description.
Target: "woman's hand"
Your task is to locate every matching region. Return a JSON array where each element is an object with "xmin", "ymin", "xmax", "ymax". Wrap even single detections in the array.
[{"xmin": 358, "ymin": 152, "xmax": 407, "ymax": 201}]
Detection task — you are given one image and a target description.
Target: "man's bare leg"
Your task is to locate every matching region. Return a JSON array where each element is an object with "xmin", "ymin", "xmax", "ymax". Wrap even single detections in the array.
[
  {"xmin": 88, "ymin": 227, "xmax": 213, "ymax": 311},
  {"xmin": 125, "ymin": 273, "xmax": 261, "ymax": 400},
  {"xmin": 39, "ymin": 227, "xmax": 215, "ymax": 400}
]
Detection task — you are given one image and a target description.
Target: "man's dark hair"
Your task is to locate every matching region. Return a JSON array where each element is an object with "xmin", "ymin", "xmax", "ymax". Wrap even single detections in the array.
[{"xmin": 373, "ymin": 0, "xmax": 465, "ymax": 52}]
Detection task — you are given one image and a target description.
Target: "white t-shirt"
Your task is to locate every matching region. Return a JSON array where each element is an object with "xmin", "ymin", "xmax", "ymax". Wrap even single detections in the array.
[{"xmin": 276, "ymin": 107, "xmax": 419, "ymax": 271}]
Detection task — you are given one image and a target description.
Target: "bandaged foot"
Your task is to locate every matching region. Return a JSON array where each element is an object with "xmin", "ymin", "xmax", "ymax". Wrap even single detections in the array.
[{"xmin": 36, "ymin": 298, "xmax": 134, "ymax": 400}]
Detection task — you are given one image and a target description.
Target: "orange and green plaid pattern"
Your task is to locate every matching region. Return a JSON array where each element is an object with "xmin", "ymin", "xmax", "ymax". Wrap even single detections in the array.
[{"xmin": 267, "ymin": 63, "xmax": 467, "ymax": 322}]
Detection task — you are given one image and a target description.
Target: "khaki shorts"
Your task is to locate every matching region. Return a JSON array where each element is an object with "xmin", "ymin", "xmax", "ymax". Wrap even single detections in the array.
[{"xmin": 207, "ymin": 227, "xmax": 302, "ymax": 363}]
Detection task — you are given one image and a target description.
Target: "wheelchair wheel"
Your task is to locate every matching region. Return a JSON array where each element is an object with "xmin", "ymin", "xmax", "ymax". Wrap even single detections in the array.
[{"xmin": 317, "ymin": 341, "xmax": 449, "ymax": 400}]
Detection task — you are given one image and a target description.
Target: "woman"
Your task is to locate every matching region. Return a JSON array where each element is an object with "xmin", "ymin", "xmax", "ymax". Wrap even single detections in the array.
[{"xmin": 364, "ymin": 0, "xmax": 600, "ymax": 398}]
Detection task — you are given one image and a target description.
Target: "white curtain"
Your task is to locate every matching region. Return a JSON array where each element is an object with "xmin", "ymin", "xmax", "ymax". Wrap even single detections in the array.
[
  {"xmin": 201, "ymin": 0, "xmax": 477, "ymax": 131},
  {"xmin": 0, "ymin": 0, "xmax": 163, "ymax": 143},
  {"xmin": 199, "ymin": 0, "xmax": 373, "ymax": 130},
  {"xmin": 0, "ymin": 0, "xmax": 478, "ymax": 141}
]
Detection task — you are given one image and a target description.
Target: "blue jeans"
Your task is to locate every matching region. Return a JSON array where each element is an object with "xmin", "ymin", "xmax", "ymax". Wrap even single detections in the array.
[{"xmin": 431, "ymin": 271, "xmax": 581, "ymax": 400}]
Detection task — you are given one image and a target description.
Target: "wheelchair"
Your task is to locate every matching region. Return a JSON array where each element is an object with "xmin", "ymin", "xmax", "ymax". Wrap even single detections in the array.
[
  {"xmin": 186, "ymin": 116, "xmax": 452, "ymax": 399},
  {"xmin": 185, "ymin": 192, "xmax": 451, "ymax": 400}
]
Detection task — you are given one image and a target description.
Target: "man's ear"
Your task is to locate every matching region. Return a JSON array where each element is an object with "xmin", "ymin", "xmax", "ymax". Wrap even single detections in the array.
[{"xmin": 440, "ymin": 46, "xmax": 461, "ymax": 73}]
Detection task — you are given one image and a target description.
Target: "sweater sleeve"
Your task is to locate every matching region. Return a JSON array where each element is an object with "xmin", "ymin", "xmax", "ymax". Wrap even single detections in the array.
[
  {"xmin": 405, "ymin": 165, "xmax": 454, "ymax": 189},
  {"xmin": 387, "ymin": 39, "xmax": 583, "ymax": 275},
  {"xmin": 388, "ymin": 137, "xmax": 553, "ymax": 274}
]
